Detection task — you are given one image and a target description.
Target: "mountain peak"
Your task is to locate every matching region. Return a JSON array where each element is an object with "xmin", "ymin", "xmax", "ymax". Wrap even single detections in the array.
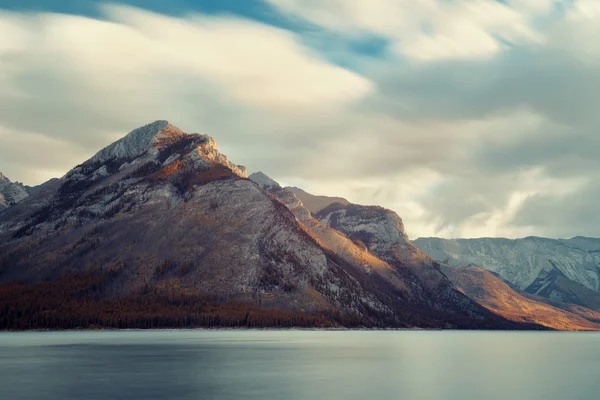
[
  {"xmin": 88, "ymin": 120, "xmax": 185, "ymax": 166},
  {"xmin": 0, "ymin": 172, "xmax": 8, "ymax": 183},
  {"xmin": 61, "ymin": 121, "xmax": 247, "ymax": 188}
]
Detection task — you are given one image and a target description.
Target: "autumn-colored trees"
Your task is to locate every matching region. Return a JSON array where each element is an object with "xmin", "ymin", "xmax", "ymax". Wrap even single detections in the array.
[{"xmin": 0, "ymin": 273, "xmax": 337, "ymax": 330}]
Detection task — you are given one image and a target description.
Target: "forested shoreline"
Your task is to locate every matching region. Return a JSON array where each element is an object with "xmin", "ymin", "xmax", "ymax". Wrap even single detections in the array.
[{"xmin": 0, "ymin": 273, "xmax": 340, "ymax": 330}]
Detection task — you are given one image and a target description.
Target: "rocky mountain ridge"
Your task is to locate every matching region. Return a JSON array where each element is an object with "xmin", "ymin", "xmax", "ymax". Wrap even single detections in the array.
[
  {"xmin": 414, "ymin": 236, "xmax": 600, "ymax": 292},
  {"xmin": 443, "ymin": 265, "xmax": 600, "ymax": 330}
]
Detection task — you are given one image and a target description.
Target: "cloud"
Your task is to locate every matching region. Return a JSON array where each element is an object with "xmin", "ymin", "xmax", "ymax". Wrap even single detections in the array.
[
  {"xmin": 267, "ymin": 0, "xmax": 546, "ymax": 61},
  {"xmin": 512, "ymin": 177, "xmax": 600, "ymax": 238},
  {"xmin": 320, "ymin": 1, "xmax": 600, "ymax": 239},
  {"xmin": 0, "ymin": 4, "xmax": 371, "ymax": 178},
  {"xmin": 1, "ymin": 1, "xmax": 599, "ymax": 240}
]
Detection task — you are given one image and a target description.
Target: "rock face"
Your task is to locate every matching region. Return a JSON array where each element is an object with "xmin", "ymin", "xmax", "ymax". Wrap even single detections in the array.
[
  {"xmin": 523, "ymin": 262, "xmax": 600, "ymax": 311},
  {"xmin": 314, "ymin": 203, "xmax": 490, "ymax": 318},
  {"xmin": 413, "ymin": 237, "xmax": 600, "ymax": 292},
  {"xmin": 250, "ymin": 173, "xmax": 507, "ymax": 325},
  {"xmin": 316, "ymin": 203, "xmax": 429, "ymax": 265},
  {"xmin": 0, "ymin": 173, "xmax": 30, "ymax": 209},
  {"xmin": 252, "ymin": 178, "xmax": 412, "ymax": 296},
  {"xmin": 1, "ymin": 121, "xmax": 518, "ymax": 330}
]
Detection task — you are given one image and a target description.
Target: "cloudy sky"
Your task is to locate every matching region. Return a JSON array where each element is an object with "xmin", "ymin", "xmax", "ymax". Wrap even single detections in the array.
[{"xmin": 0, "ymin": 0, "xmax": 598, "ymax": 239}]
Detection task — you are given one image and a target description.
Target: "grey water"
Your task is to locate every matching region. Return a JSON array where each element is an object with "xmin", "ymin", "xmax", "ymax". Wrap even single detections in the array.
[{"xmin": 0, "ymin": 330, "xmax": 599, "ymax": 400}]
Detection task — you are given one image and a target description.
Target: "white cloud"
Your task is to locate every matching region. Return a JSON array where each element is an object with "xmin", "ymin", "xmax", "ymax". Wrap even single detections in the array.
[
  {"xmin": 0, "ymin": 4, "xmax": 372, "ymax": 181},
  {"xmin": 424, "ymin": 168, "xmax": 589, "ymax": 239},
  {"xmin": 268, "ymin": 0, "xmax": 544, "ymax": 61},
  {"xmin": 508, "ymin": 0, "xmax": 556, "ymax": 14},
  {"xmin": 1, "ymin": 2, "xmax": 599, "ymax": 239}
]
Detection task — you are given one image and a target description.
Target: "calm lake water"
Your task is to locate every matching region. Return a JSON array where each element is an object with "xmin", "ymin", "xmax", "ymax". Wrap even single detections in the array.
[{"xmin": 0, "ymin": 330, "xmax": 599, "ymax": 400}]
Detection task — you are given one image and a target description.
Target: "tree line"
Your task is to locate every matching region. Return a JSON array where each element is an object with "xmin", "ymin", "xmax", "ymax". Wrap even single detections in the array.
[{"xmin": 0, "ymin": 273, "xmax": 337, "ymax": 330}]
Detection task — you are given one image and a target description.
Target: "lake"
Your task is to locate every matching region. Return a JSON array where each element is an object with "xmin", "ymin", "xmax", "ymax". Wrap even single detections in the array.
[{"xmin": 0, "ymin": 330, "xmax": 598, "ymax": 399}]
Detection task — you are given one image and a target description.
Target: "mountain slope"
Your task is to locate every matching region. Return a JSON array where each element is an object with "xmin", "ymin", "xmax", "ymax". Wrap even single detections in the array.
[
  {"xmin": 524, "ymin": 261, "xmax": 600, "ymax": 310},
  {"xmin": 252, "ymin": 177, "xmax": 421, "ymax": 298},
  {"xmin": 0, "ymin": 177, "xmax": 61, "ymax": 228},
  {"xmin": 251, "ymin": 172, "xmax": 600, "ymax": 330},
  {"xmin": 313, "ymin": 203, "xmax": 500, "ymax": 318},
  {"xmin": 249, "ymin": 173, "xmax": 533, "ymax": 326},
  {"xmin": 442, "ymin": 265, "xmax": 600, "ymax": 330},
  {"xmin": 414, "ymin": 236, "xmax": 600, "ymax": 292}
]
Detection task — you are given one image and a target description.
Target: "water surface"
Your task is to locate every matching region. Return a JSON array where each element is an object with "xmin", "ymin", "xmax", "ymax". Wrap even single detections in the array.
[{"xmin": 0, "ymin": 330, "xmax": 598, "ymax": 399}]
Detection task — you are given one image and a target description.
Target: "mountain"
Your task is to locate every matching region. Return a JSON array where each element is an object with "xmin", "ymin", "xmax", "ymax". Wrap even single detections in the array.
[
  {"xmin": 1, "ymin": 121, "xmax": 370, "ymax": 328},
  {"xmin": 413, "ymin": 237, "xmax": 600, "ymax": 292},
  {"xmin": 251, "ymin": 172, "xmax": 600, "ymax": 330},
  {"xmin": 0, "ymin": 173, "xmax": 30, "ymax": 209},
  {"xmin": 0, "ymin": 121, "xmax": 527, "ymax": 330},
  {"xmin": 250, "ymin": 174, "xmax": 541, "ymax": 327},
  {"xmin": 2, "ymin": 122, "xmax": 598, "ymax": 330},
  {"xmin": 312, "ymin": 203, "xmax": 509, "ymax": 318},
  {"xmin": 442, "ymin": 265, "xmax": 600, "ymax": 330}
]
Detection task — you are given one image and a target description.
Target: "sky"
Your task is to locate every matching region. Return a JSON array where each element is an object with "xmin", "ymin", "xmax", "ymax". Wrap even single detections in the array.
[{"xmin": 0, "ymin": 0, "xmax": 598, "ymax": 240}]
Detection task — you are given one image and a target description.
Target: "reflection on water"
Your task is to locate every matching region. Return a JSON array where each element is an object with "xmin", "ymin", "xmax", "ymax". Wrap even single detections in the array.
[{"xmin": 0, "ymin": 330, "xmax": 599, "ymax": 400}]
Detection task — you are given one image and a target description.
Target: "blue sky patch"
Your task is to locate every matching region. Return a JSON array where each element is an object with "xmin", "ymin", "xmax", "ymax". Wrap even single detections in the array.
[{"xmin": 0, "ymin": 0, "xmax": 389, "ymax": 72}]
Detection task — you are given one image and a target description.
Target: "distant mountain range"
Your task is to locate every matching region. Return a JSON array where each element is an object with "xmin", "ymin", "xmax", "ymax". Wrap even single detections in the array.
[
  {"xmin": 414, "ymin": 237, "xmax": 600, "ymax": 312},
  {"xmin": 1, "ymin": 121, "xmax": 599, "ymax": 330}
]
